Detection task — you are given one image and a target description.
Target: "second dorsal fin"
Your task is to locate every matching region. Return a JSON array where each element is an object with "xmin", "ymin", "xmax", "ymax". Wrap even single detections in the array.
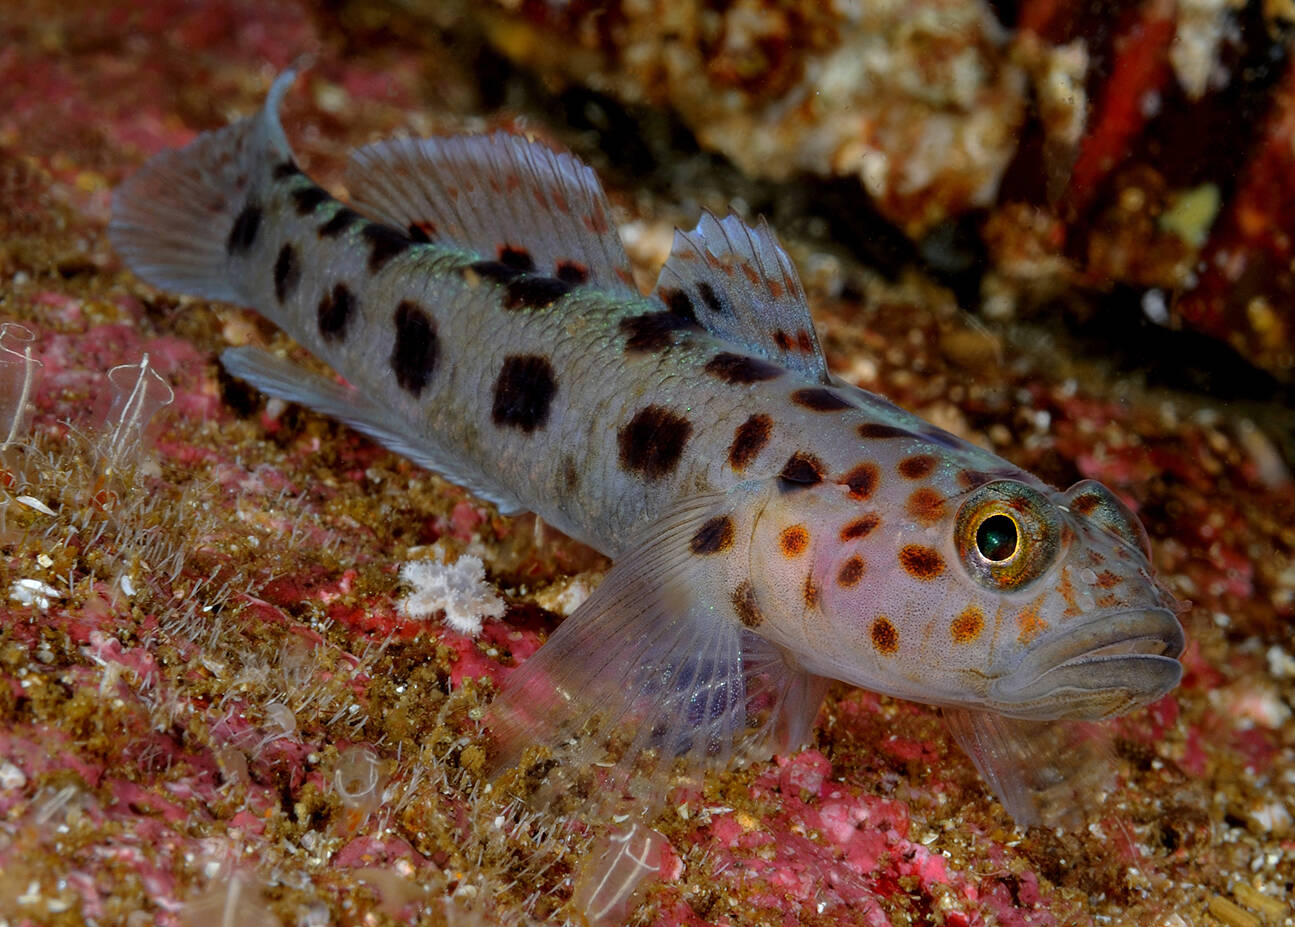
[
  {"xmin": 653, "ymin": 212, "xmax": 829, "ymax": 383},
  {"xmin": 346, "ymin": 133, "xmax": 638, "ymax": 294}
]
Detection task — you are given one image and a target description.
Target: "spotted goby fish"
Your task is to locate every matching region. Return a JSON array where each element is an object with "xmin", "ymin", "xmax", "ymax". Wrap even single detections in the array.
[{"xmin": 110, "ymin": 71, "xmax": 1184, "ymax": 827}]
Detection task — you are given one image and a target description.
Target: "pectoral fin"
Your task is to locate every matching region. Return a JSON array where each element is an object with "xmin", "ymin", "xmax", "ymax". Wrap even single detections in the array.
[{"xmin": 487, "ymin": 492, "xmax": 827, "ymax": 807}]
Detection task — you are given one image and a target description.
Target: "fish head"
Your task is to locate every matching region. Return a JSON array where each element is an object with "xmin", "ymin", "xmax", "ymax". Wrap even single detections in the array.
[{"xmin": 748, "ymin": 465, "xmax": 1183, "ymax": 721}]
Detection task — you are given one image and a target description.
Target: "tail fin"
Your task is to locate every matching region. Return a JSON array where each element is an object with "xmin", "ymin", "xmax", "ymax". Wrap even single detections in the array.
[{"xmin": 109, "ymin": 71, "xmax": 298, "ymax": 303}]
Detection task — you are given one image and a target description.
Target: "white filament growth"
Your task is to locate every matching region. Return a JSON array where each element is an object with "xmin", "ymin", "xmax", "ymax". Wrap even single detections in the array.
[
  {"xmin": 101, "ymin": 353, "xmax": 174, "ymax": 466},
  {"xmin": 0, "ymin": 322, "xmax": 42, "ymax": 450}
]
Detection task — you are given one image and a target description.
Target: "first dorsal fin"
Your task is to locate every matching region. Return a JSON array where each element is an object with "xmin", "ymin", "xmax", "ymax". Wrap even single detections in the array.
[
  {"xmin": 346, "ymin": 133, "xmax": 638, "ymax": 295},
  {"xmin": 653, "ymin": 212, "xmax": 829, "ymax": 383}
]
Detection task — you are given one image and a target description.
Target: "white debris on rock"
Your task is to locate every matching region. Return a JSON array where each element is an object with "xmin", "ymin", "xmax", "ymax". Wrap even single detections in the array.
[
  {"xmin": 9, "ymin": 578, "xmax": 61, "ymax": 610},
  {"xmin": 533, "ymin": 572, "xmax": 600, "ymax": 617},
  {"xmin": 398, "ymin": 554, "xmax": 505, "ymax": 636}
]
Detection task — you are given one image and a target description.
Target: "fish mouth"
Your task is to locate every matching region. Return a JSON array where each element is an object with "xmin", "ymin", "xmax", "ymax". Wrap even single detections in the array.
[{"xmin": 989, "ymin": 608, "xmax": 1185, "ymax": 720}]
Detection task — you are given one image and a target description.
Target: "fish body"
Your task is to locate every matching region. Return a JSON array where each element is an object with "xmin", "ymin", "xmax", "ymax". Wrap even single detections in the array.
[{"xmin": 110, "ymin": 72, "xmax": 1184, "ymax": 826}]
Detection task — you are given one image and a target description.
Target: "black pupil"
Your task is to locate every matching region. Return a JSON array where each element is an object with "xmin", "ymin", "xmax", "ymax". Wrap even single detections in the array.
[{"xmin": 976, "ymin": 514, "xmax": 1018, "ymax": 561}]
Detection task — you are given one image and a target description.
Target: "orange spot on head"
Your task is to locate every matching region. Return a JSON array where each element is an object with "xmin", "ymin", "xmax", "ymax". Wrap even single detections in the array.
[
  {"xmin": 951, "ymin": 606, "xmax": 985, "ymax": 643},
  {"xmin": 779, "ymin": 524, "xmax": 810, "ymax": 557},
  {"xmin": 957, "ymin": 469, "xmax": 990, "ymax": 489},
  {"xmin": 899, "ymin": 545, "xmax": 945, "ymax": 580},
  {"xmin": 1095, "ymin": 570, "xmax": 1122, "ymax": 589},
  {"xmin": 1017, "ymin": 605, "xmax": 1049, "ymax": 644},
  {"xmin": 905, "ymin": 487, "xmax": 946, "ymax": 525},
  {"xmin": 898, "ymin": 454, "xmax": 936, "ymax": 479},
  {"xmin": 840, "ymin": 513, "xmax": 880, "ymax": 542},
  {"xmin": 842, "ymin": 462, "xmax": 880, "ymax": 500},
  {"xmin": 1057, "ymin": 567, "xmax": 1080, "ymax": 617},
  {"xmin": 1070, "ymin": 493, "xmax": 1101, "ymax": 516},
  {"xmin": 837, "ymin": 556, "xmax": 866, "ymax": 587},
  {"xmin": 871, "ymin": 616, "xmax": 899, "ymax": 655}
]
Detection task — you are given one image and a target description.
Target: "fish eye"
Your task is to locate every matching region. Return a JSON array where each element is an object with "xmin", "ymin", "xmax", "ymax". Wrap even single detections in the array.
[
  {"xmin": 955, "ymin": 481, "xmax": 1060, "ymax": 591},
  {"xmin": 975, "ymin": 514, "xmax": 1018, "ymax": 562}
]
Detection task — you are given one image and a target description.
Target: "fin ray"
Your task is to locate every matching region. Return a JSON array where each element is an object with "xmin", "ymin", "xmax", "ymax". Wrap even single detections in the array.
[
  {"xmin": 487, "ymin": 491, "xmax": 826, "ymax": 811},
  {"xmin": 654, "ymin": 211, "xmax": 829, "ymax": 382},
  {"xmin": 109, "ymin": 71, "xmax": 297, "ymax": 303},
  {"xmin": 346, "ymin": 133, "xmax": 637, "ymax": 294},
  {"xmin": 944, "ymin": 707, "xmax": 1117, "ymax": 829}
]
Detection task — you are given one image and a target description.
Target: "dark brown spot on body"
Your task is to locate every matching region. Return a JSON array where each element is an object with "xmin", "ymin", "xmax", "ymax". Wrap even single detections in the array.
[
  {"xmin": 660, "ymin": 288, "xmax": 697, "ymax": 323},
  {"xmin": 391, "ymin": 301, "xmax": 439, "ymax": 395},
  {"xmin": 728, "ymin": 414, "xmax": 771, "ymax": 471},
  {"xmin": 556, "ymin": 260, "xmax": 589, "ymax": 284},
  {"xmin": 318, "ymin": 208, "xmax": 360, "ymax": 238},
  {"xmin": 362, "ymin": 223, "xmax": 415, "ymax": 272},
  {"xmin": 690, "ymin": 515, "xmax": 735, "ymax": 555},
  {"xmin": 697, "ymin": 281, "xmax": 726, "ymax": 315},
  {"xmin": 779, "ymin": 451, "xmax": 825, "ymax": 488},
  {"xmin": 498, "ymin": 245, "xmax": 535, "ymax": 272},
  {"xmin": 704, "ymin": 352, "xmax": 782, "ymax": 384},
  {"xmin": 291, "ymin": 185, "xmax": 329, "ymax": 215},
  {"xmin": 504, "ymin": 275, "xmax": 572, "ymax": 310},
  {"xmin": 317, "ymin": 283, "xmax": 355, "ymax": 343},
  {"xmin": 906, "ymin": 488, "xmax": 946, "ymax": 524},
  {"xmin": 951, "ymin": 606, "xmax": 984, "ymax": 643},
  {"xmin": 840, "ymin": 514, "xmax": 880, "ymax": 542},
  {"xmin": 843, "ymin": 463, "xmax": 880, "ymax": 500},
  {"xmin": 871, "ymin": 616, "xmax": 899, "ymax": 655},
  {"xmin": 618, "ymin": 405, "xmax": 693, "ymax": 480},
  {"xmin": 858, "ymin": 422, "xmax": 915, "ymax": 440},
  {"xmin": 774, "ymin": 329, "xmax": 793, "ymax": 351},
  {"xmin": 837, "ymin": 556, "xmax": 865, "ymax": 587},
  {"xmin": 898, "ymin": 455, "xmax": 937, "ymax": 479},
  {"xmin": 620, "ymin": 311, "xmax": 698, "ymax": 352},
  {"xmin": 467, "ymin": 260, "xmax": 521, "ymax": 284},
  {"xmin": 779, "ymin": 525, "xmax": 809, "ymax": 557},
  {"xmin": 407, "ymin": 221, "xmax": 436, "ymax": 242},
  {"xmin": 802, "ymin": 574, "xmax": 820, "ymax": 608},
  {"xmin": 273, "ymin": 243, "xmax": 300, "ymax": 304},
  {"xmin": 731, "ymin": 582, "xmax": 763, "ymax": 628},
  {"xmin": 272, "ymin": 161, "xmax": 303, "ymax": 180},
  {"xmin": 561, "ymin": 455, "xmax": 580, "ymax": 493},
  {"xmin": 226, "ymin": 201, "xmax": 262, "ymax": 254},
  {"xmin": 899, "ymin": 545, "xmax": 945, "ymax": 580},
  {"xmin": 791, "ymin": 388, "xmax": 851, "ymax": 412},
  {"xmin": 491, "ymin": 354, "xmax": 557, "ymax": 432}
]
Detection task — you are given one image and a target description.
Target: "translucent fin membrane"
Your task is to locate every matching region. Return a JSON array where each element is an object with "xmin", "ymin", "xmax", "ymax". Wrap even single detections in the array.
[
  {"xmin": 99, "ymin": 354, "xmax": 174, "ymax": 469},
  {"xmin": 944, "ymin": 707, "xmax": 1117, "ymax": 829},
  {"xmin": 0, "ymin": 322, "xmax": 42, "ymax": 451}
]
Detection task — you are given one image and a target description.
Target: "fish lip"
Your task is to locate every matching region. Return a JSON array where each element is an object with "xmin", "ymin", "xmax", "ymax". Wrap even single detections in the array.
[{"xmin": 991, "ymin": 607, "xmax": 1185, "ymax": 702}]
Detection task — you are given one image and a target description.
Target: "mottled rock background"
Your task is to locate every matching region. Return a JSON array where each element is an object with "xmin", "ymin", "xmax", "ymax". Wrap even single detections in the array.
[{"xmin": 0, "ymin": 1, "xmax": 1292, "ymax": 925}]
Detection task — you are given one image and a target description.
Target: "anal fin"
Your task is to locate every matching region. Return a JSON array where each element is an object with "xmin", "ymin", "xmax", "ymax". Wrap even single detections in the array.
[{"xmin": 221, "ymin": 346, "xmax": 527, "ymax": 515}]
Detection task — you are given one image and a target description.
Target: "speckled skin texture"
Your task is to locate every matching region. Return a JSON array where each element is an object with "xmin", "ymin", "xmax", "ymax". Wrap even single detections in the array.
[{"xmin": 0, "ymin": 2, "xmax": 1293, "ymax": 926}]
